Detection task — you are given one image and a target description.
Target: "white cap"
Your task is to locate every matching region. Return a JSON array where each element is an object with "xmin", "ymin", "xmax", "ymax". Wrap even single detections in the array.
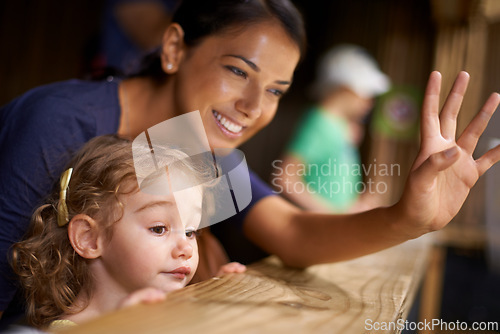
[{"xmin": 312, "ymin": 44, "xmax": 391, "ymax": 99}]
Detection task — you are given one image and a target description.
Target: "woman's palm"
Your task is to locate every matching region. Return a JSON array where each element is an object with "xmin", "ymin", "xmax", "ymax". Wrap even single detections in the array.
[{"xmin": 399, "ymin": 71, "xmax": 500, "ymax": 234}]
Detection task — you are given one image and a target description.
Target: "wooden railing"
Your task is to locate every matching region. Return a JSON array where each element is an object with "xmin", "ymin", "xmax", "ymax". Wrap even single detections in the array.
[{"xmin": 61, "ymin": 237, "xmax": 431, "ymax": 334}]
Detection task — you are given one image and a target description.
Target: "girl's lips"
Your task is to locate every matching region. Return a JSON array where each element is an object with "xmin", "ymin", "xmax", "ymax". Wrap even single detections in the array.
[
  {"xmin": 167, "ymin": 266, "xmax": 191, "ymax": 279},
  {"xmin": 212, "ymin": 111, "xmax": 245, "ymax": 139}
]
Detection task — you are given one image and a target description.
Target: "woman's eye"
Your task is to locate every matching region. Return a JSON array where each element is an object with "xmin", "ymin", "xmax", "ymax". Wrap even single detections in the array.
[
  {"xmin": 268, "ymin": 89, "xmax": 284, "ymax": 97},
  {"xmin": 150, "ymin": 225, "xmax": 167, "ymax": 235},
  {"xmin": 226, "ymin": 66, "xmax": 247, "ymax": 79}
]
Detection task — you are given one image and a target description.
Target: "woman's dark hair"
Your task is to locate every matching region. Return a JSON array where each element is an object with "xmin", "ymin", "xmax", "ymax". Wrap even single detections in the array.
[{"xmin": 135, "ymin": 0, "xmax": 306, "ymax": 80}]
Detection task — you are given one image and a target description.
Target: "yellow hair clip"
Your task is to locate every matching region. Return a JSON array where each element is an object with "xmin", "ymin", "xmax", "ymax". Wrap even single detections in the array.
[{"xmin": 57, "ymin": 168, "xmax": 73, "ymax": 227}]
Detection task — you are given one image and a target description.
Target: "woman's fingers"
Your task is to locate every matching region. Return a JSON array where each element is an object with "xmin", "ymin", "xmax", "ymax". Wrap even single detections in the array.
[
  {"xmin": 119, "ymin": 288, "xmax": 167, "ymax": 309},
  {"xmin": 421, "ymin": 71, "xmax": 442, "ymax": 141},
  {"xmin": 217, "ymin": 262, "xmax": 247, "ymax": 276},
  {"xmin": 476, "ymin": 145, "xmax": 500, "ymax": 177},
  {"xmin": 439, "ymin": 71, "xmax": 469, "ymax": 140},
  {"xmin": 422, "ymin": 146, "xmax": 460, "ymax": 173},
  {"xmin": 457, "ymin": 92, "xmax": 500, "ymax": 154}
]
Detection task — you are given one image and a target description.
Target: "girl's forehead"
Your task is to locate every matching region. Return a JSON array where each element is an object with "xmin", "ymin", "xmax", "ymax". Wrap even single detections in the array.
[
  {"xmin": 173, "ymin": 185, "xmax": 203, "ymax": 228},
  {"xmin": 123, "ymin": 184, "xmax": 203, "ymax": 227},
  {"xmin": 127, "ymin": 184, "xmax": 202, "ymax": 207}
]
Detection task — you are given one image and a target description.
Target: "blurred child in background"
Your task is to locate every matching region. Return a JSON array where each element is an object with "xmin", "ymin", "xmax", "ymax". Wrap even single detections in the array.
[{"xmin": 275, "ymin": 45, "xmax": 391, "ymax": 212}]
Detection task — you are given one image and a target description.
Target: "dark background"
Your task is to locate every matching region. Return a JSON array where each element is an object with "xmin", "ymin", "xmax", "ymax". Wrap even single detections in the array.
[{"xmin": 1, "ymin": 0, "xmax": 499, "ymax": 328}]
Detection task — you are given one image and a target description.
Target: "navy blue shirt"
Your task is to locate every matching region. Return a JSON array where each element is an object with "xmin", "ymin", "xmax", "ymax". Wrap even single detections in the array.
[
  {"xmin": 0, "ymin": 79, "xmax": 121, "ymax": 311},
  {"xmin": 212, "ymin": 170, "xmax": 274, "ymax": 264}
]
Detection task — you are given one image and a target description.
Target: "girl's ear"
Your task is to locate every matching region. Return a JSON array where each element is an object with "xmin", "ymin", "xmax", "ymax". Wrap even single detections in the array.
[
  {"xmin": 68, "ymin": 214, "xmax": 104, "ymax": 259},
  {"xmin": 160, "ymin": 23, "xmax": 186, "ymax": 74}
]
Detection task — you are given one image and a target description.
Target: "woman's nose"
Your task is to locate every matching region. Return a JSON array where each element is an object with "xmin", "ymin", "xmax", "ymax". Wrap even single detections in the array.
[{"xmin": 235, "ymin": 85, "xmax": 263, "ymax": 120}]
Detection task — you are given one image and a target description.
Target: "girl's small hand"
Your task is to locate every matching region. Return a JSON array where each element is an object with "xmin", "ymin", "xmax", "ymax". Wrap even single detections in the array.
[
  {"xmin": 118, "ymin": 287, "xmax": 167, "ymax": 309},
  {"xmin": 217, "ymin": 262, "xmax": 247, "ymax": 276},
  {"xmin": 396, "ymin": 71, "xmax": 500, "ymax": 237}
]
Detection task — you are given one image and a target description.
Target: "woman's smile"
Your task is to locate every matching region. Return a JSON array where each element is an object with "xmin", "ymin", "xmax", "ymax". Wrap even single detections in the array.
[{"xmin": 212, "ymin": 110, "xmax": 245, "ymax": 137}]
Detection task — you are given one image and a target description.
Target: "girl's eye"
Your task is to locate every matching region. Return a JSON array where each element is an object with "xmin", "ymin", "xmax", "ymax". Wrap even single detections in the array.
[
  {"xmin": 226, "ymin": 66, "xmax": 247, "ymax": 79},
  {"xmin": 150, "ymin": 225, "xmax": 167, "ymax": 236},
  {"xmin": 185, "ymin": 229, "xmax": 198, "ymax": 239}
]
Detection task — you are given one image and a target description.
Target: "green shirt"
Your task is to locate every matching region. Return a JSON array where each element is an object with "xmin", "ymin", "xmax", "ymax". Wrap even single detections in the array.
[{"xmin": 287, "ymin": 107, "xmax": 362, "ymax": 211}]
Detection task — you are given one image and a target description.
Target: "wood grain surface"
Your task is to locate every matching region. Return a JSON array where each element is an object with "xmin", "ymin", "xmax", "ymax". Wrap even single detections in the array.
[{"xmin": 60, "ymin": 238, "xmax": 431, "ymax": 334}]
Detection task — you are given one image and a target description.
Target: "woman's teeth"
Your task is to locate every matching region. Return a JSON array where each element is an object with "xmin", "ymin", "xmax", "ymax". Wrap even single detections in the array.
[{"xmin": 213, "ymin": 111, "xmax": 243, "ymax": 133}]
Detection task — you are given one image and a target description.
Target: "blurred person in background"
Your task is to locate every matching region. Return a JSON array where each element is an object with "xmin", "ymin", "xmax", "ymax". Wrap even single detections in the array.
[
  {"xmin": 274, "ymin": 45, "xmax": 390, "ymax": 213},
  {"xmin": 91, "ymin": 0, "xmax": 179, "ymax": 77}
]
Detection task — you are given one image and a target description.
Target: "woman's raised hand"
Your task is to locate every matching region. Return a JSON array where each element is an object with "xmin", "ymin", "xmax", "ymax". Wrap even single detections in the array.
[{"xmin": 396, "ymin": 71, "xmax": 500, "ymax": 237}]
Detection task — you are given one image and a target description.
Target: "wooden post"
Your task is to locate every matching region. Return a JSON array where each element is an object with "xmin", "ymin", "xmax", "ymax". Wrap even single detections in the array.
[
  {"xmin": 431, "ymin": 0, "xmax": 488, "ymax": 136},
  {"xmin": 418, "ymin": 0, "xmax": 500, "ymax": 325}
]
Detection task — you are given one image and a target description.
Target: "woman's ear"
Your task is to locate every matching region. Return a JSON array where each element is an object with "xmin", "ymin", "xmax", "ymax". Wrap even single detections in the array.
[
  {"xmin": 161, "ymin": 23, "xmax": 186, "ymax": 74},
  {"xmin": 68, "ymin": 214, "xmax": 104, "ymax": 259}
]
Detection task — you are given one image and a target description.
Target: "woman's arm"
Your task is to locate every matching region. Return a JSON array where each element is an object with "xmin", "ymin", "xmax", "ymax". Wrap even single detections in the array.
[
  {"xmin": 243, "ymin": 195, "xmax": 402, "ymax": 267},
  {"xmin": 244, "ymin": 71, "xmax": 500, "ymax": 268}
]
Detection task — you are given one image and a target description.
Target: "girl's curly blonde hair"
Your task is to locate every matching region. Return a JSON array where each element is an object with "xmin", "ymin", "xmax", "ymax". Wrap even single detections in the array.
[
  {"xmin": 10, "ymin": 134, "xmax": 217, "ymax": 328},
  {"xmin": 10, "ymin": 135, "xmax": 139, "ymax": 328}
]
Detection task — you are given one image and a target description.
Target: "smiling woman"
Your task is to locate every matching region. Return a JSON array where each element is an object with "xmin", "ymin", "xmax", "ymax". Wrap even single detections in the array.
[
  {"xmin": 1, "ymin": 0, "xmax": 500, "ymax": 330},
  {"xmin": 159, "ymin": 20, "xmax": 299, "ymax": 149},
  {"xmin": 123, "ymin": 4, "xmax": 303, "ymax": 149}
]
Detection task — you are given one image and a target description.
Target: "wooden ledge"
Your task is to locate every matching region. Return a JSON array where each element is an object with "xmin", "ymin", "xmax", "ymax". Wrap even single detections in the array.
[{"xmin": 61, "ymin": 238, "xmax": 431, "ymax": 334}]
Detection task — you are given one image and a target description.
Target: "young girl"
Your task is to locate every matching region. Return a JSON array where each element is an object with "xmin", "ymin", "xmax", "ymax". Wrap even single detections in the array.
[{"xmin": 10, "ymin": 135, "xmax": 245, "ymax": 330}]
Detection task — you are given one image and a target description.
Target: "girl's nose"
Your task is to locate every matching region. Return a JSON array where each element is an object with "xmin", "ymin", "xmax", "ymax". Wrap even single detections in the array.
[{"xmin": 172, "ymin": 235, "xmax": 193, "ymax": 259}]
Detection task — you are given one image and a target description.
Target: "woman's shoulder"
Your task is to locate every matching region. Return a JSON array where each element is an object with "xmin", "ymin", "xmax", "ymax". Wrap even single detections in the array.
[
  {"xmin": 4, "ymin": 78, "xmax": 119, "ymax": 112},
  {"xmin": 1, "ymin": 78, "xmax": 121, "ymax": 133}
]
